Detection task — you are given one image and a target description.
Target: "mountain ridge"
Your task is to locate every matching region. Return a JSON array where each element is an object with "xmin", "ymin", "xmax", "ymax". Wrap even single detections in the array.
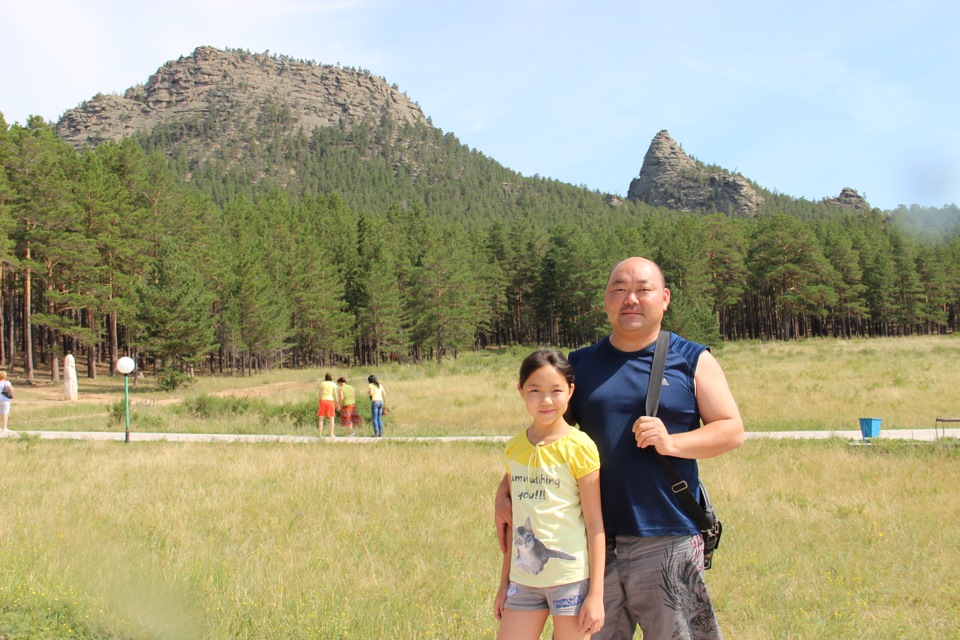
[
  {"xmin": 627, "ymin": 129, "xmax": 766, "ymax": 216},
  {"xmin": 54, "ymin": 46, "xmax": 872, "ymax": 216},
  {"xmin": 57, "ymin": 46, "xmax": 426, "ymax": 149}
]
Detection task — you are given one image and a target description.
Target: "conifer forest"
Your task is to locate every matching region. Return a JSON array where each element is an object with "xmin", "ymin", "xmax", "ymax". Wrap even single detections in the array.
[{"xmin": 2, "ymin": 112, "xmax": 959, "ymax": 379}]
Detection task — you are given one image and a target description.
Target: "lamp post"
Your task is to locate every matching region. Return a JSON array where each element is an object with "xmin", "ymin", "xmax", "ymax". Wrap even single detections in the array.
[{"xmin": 116, "ymin": 357, "xmax": 136, "ymax": 443}]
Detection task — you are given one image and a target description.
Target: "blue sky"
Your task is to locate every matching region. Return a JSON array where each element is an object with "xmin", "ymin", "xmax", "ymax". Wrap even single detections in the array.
[{"xmin": 2, "ymin": 0, "xmax": 958, "ymax": 211}]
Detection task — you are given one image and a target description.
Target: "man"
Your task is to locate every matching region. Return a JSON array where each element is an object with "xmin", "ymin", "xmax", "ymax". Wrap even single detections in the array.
[{"xmin": 496, "ymin": 257, "xmax": 744, "ymax": 639}]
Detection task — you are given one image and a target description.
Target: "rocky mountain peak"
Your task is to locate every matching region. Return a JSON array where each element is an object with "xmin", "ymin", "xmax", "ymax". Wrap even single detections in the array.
[
  {"xmin": 56, "ymin": 46, "xmax": 427, "ymax": 149},
  {"xmin": 824, "ymin": 187, "xmax": 870, "ymax": 211},
  {"xmin": 626, "ymin": 130, "xmax": 764, "ymax": 216}
]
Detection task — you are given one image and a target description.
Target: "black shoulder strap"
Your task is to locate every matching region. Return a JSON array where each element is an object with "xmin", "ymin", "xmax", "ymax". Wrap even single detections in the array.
[
  {"xmin": 645, "ymin": 330, "xmax": 670, "ymax": 417},
  {"xmin": 646, "ymin": 331, "xmax": 715, "ymax": 531}
]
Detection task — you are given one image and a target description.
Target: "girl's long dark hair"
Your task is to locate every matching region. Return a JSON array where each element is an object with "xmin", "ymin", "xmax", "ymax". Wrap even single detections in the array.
[{"xmin": 518, "ymin": 349, "xmax": 574, "ymax": 388}]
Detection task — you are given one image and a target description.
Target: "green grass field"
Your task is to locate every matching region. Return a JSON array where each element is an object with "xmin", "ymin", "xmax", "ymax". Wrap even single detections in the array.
[{"xmin": 2, "ymin": 336, "xmax": 960, "ymax": 638}]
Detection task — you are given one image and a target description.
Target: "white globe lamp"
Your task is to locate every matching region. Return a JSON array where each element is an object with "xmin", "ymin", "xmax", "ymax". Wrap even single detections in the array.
[
  {"xmin": 116, "ymin": 357, "xmax": 136, "ymax": 442},
  {"xmin": 117, "ymin": 357, "xmax": 135, "ymax": 375}
]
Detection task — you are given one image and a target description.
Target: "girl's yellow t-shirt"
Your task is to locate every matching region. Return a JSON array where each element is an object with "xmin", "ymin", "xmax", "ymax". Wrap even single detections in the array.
[{"xmin": 503, "ymin": 427, "xmax": 600, "ymax": 588}]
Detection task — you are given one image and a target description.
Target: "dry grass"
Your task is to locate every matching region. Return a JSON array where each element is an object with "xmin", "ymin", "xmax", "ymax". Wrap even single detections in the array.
[
  {"xmin": 6, "ymin": 348, "xmax": 532, "ymax": 437},
  {"xmin": 721, "ymin": 335, "xmax": 960, "ymax": 431},
  {"xmin": 1, "ymin": 437, "xmax": 958, "ymax": 638},
  {"xmin": 10, "ymin": 335, "xmax": 960, "ymax": 437},
  {"xmin": 703, "ymin": 438, "xmax": 960, "ymax": 639},
  {"xmin": 0, "ymin": 440, "xmax": 506, "ymax": 639}
]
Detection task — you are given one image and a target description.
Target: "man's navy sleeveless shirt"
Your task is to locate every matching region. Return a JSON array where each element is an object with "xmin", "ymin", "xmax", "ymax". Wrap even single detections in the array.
[{"xmin": 567, "ymin": 333, "xmax": 707, "ymax": 537}]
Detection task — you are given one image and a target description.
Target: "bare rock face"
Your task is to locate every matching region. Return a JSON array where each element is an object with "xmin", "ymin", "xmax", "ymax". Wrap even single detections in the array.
[
  {"xmin": 605, "ymin": 194, "xmax": 625, "ymax": 207},
  {"xmin": 56, "ymin": 46, "xmax": 427, "ymax": 148},
  {"xmin": 824, "ymin": 187, "xmax": 870, "ymax": 211},
  {"xmin": 627, "ymin": 130, "xmax": 764, "ymax": 216}
]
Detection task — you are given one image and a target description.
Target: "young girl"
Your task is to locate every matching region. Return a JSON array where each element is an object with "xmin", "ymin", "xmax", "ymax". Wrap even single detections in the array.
[
  {"xmin": 367, "ymin": 375, "xmax": 386, "ymax": 438},
  {"xmin": 495, "ymin": 350, "xmax": 605, "ymax": 639}
]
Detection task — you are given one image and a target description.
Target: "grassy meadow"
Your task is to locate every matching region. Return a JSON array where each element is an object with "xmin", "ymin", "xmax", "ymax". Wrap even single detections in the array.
[
  {"xmin": 1, "ymin": 438, "xmax": 958, "ymax": 639},
  {"xmin": 2, "ymin": 335, "xmax": 960, "ymax": 638},
  {"xmin": 9, "ymin": 335, "xmax": 960, "ymax": 437}
]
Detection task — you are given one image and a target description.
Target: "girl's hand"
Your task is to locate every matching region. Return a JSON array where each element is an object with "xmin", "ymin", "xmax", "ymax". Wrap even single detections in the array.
[
  {"xmin": 493, "ymin": 583, "xmax": 508, "ymax": 620},
  {"xmin": 578, "ymin": 591, "xmax": 605, "ymax": 633}
]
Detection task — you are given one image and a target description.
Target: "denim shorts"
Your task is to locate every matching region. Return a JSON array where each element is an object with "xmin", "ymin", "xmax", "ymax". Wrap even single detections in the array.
[{"xmin": 503, "ymin": 579, "xmax": 590, "ymax": 616}]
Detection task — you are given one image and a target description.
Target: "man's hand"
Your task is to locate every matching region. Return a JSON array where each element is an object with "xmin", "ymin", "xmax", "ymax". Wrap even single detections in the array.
[
  {"xmin": 632, "ymin": 415, "xmax": 677, "ymax": 456},
  {"xmin": 494, "ymin": 474, "xmax": 512, "ymax": 553}
]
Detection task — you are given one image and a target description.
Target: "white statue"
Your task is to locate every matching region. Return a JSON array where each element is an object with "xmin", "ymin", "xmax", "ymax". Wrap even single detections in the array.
[{"xmin": 64, "ymin": 352, "xmax": 78, "ymax": 401}]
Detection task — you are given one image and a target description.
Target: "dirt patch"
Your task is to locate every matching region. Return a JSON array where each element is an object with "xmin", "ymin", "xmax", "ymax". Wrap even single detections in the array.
[
  {"xmin": 12, "ymin": 379, "xmax": 314, "ymax": 408},
  {"xmin": 12, "ymin": 382, "xmax": 118, "ymax": 407},
  {"xmin": 207, "ymin": 381, "xmax": 309, "ymax": 400}
]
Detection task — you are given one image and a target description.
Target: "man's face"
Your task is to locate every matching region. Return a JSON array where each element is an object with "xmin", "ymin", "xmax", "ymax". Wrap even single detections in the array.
[{"xmin": 603, "ymin": 259, "xmax": 671, "ymax": 338}]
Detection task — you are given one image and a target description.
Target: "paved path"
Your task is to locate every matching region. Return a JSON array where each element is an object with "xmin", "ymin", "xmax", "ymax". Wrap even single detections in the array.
[
  {"xmin": 745, "ymin": 428, "xmax": 959, "ymax": 442},
  {"xmin": 0, "ymin": 430, "xmax": 508, "ymax": 444},
  {"xmin": 1, "ymin": 429, "xmax": 957, "ymax": 443}
]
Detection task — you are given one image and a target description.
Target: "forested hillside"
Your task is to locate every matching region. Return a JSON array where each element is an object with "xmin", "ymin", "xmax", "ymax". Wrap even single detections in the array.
[
  {"xmin": 133, "ymin": 110, "xmax": 626, "ymax": 228},
  {"xmin": 2, "ymin": 66, "xmax": 959, "ymax": 379}
]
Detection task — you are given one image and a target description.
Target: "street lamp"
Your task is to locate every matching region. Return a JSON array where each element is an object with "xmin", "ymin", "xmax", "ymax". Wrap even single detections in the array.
[{"xmin": 116, "ymin": 356, "xmax": 136, "ymax": 443}]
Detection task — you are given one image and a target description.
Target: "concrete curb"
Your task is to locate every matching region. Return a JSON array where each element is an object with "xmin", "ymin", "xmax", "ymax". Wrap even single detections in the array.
[
  {"xmin": 1, "ymin": 430, "xmax": 957, "ymax": 443},
  {"xmin": 745, "ymin": 429, "xmax": 960, "ymax": 442}
]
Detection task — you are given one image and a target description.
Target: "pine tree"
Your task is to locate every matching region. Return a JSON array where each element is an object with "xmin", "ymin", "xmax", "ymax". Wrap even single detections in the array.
[
  {"xmin": 534, "ymin": 226, "xmax": 606, "ymax": 347},
  {"xmin": 748, "ymin": 214, "xmax": 837, "ymax": 339},
  {"xmin": 407, "ymin": 227, "xmax": 485, "ymax": 363},
  {"xmin": 287, "ymin": 200, "xmax": 354, "ymax": 365},
  {"xmin": 218, "ymin": 195, "xmax": 292, "ymax": 373},
  {"xmin": 700, "ymin": 214, "xmax": 748, "ymax": 339},
  {"xmin": 6, "ymin": 117, "xmax": 83, "ymax": 381},
  {"xmin": 135, "ymin": 237, "xmax": 218, "ymax": 365},
  {"xmin": 814, "ymin": 220, "xmax": 868, "ymax": 337},
  {"xmin": 356, "ymin": 247, "xmax": 406, "ymax": 365}
]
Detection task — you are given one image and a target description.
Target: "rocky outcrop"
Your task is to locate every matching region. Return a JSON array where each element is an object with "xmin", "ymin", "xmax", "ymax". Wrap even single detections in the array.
[
  {"xmin": 627, "ymin": 130, "xmax": 764, "ymax": 216},
  {"xmin": 56, "ymin": 46, "xmax": 427, "ymax": 148},
  {"xmin": 824, "ymin": 187, "xmax": 870, "ymax": 211},
  {"xmin": 604, "ymin": 194, "xmax": 625, "ymax": 208}
]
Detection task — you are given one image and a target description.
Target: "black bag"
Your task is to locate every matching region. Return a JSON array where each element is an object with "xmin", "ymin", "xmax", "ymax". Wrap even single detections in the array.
[
  {"xmin": 646, "ymin": 331, "xmax": 723, "ymax": 569},
  {"xmin": 697, "ymin": 482, "xmax": 723, "ymax": 570},
  {"xmin": 1, "ymin": 383, "xmax": 11, "ymax": 399}
]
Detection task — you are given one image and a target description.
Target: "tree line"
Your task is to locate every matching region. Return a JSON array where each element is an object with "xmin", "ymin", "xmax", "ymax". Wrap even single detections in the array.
[{"xmin": 2, "ymin": 113, "xmax": 959, "ymax": 380}]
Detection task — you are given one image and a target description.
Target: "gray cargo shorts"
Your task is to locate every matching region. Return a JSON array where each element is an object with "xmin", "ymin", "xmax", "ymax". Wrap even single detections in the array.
[{"xmin": 591, "ymin": 533, "xmax": 722, "ymax": 640}]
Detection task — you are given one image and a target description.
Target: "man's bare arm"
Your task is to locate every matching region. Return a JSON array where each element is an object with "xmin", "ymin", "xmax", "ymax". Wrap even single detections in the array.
[{"xmin": 634, "ymin": 350, "xmax": 744, "ymax": 458}]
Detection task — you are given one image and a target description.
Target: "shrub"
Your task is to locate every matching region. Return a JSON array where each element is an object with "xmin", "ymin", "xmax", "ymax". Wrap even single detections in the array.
[
  {"xmin": 180, "ymin": 394, "xmax": 257, "ymax": 418},
  {"xmin": 250, "ymin": 399, "xmax": 315, "ymax": 429},
  {"xmin": 157, "ymin": 368, "xmax": 194, "ymax": 392},
  {"xmin": 108, "ymin": 401, "xmax": 165, "ymax": 430}
]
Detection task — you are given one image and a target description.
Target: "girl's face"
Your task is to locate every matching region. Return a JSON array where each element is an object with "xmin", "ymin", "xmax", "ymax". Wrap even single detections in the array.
[{"xmin": 518, "ymin": 364, "xmax": 574, "ymax": 430}]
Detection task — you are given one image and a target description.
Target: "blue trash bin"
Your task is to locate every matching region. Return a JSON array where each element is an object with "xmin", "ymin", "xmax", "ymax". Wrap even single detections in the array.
[{"xmin": 859, "ymin": 418, "xmax": 881, "ymax": 440}]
